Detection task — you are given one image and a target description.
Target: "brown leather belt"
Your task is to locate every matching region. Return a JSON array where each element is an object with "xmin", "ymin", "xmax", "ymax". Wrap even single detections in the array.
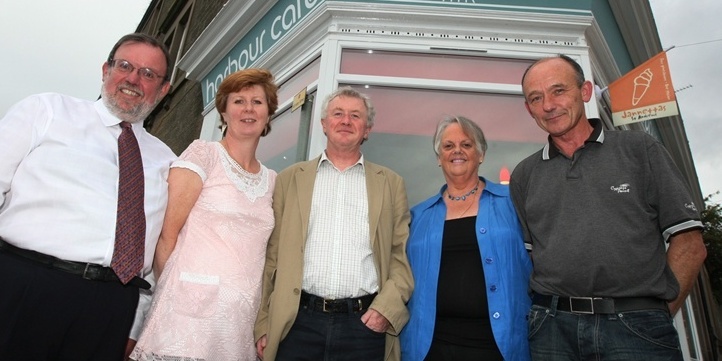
[
  {"xmin": 0, "ymin": 238, "xmax": 150, "ymax": 289},
  {"xmin": 533, "ymin": 293, "xmax": 669, "ymax": 314},
  {"xmin": 300, "ymin": 291, "xmax": 377, "ymax": 313}
]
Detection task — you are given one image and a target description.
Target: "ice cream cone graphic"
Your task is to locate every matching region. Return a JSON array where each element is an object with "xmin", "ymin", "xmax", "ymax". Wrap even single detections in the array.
[
  {"xmin": 632, "ymin": 68, "xmax": 653, "ymax": 106},
  {"xmin": 609, "ymin": 51, "xmax": 679, "ymax": 126}
]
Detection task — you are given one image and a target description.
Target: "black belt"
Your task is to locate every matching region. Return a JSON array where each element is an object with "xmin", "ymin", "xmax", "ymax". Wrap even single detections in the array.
[
  {"xmin": 300, "ymin": 291, "xmax": 377, "ymax": 313},
  {"xmin": 532, "ymin": 293, "xmax": 669, "ymax": 314},
  {"xmin": 0, "ymin": 238, "xmax": 150, "ymax": 289}
]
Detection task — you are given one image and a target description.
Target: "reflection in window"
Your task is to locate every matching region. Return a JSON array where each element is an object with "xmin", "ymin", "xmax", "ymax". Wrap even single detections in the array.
[
  {"xmin": 257, "ymin": 107, "xmax": 302, "ymax": 172},
  {"xmin": 341, "ymin": 49, "xmax": 533, "ymax": 84},
  {"xmin": 346, "ymin": 85, "xmax": 547, "ymax": 206},
  {"xmin": 277, "ymin": 57, "xmax": 320, "ymax": 103},
  {"xmin": 258, "ymin": 58, "xmax": 320, "ymax": 172}
]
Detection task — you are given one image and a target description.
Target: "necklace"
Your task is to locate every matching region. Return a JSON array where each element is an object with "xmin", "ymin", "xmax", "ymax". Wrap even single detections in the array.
[{"xmin": 447, "ymin": 181, "xmax": 479, "ymax": 201}]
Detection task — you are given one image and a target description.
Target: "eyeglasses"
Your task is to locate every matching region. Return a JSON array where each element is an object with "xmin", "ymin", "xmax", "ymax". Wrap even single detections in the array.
[{"xmin": 109, "ymin": 59, "xmax": 165, "ymax": 82}]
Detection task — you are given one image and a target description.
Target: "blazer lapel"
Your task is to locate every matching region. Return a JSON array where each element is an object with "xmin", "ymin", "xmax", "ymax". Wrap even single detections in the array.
[
  {"xmin": 365, "ymin": 162, "xmax": 384, "ymax": 247},
  {"xmin": 295, "ymin": 158, "xmax": 318, "ymax": 241}
]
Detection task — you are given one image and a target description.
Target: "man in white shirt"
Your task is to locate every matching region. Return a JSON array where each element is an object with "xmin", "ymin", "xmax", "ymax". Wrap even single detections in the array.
[
  {"xmin": 255, "ymin": 87, "xmax": 414, "ymax": 361},
  {"xmin": 0, "ymin": 33, "xmax": 176, "ymax": 360}
]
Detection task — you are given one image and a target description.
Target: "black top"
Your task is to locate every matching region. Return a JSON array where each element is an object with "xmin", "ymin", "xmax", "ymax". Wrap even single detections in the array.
[{"xmin": 433, "ymin": 216, "xmax": 501, "ymax": 355}]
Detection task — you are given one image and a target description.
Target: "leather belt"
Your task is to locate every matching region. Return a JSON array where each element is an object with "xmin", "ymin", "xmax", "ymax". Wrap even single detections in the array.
[
  {"xmin": 0, "ymin": 238, "xmax": 150, "ymax": 289},
  {"xmin": 533, "ymin": 293, "xmax": 669, "ymax": 314},
  {"xmin": 300, "ymin": 291, "xmax": 377, "ymax": 313}
]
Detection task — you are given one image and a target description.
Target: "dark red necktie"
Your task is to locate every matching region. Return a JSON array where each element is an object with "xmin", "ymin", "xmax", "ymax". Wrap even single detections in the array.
[{"xmin": 111, "ymin": 121, "xmax": 146, "ymax": 284}]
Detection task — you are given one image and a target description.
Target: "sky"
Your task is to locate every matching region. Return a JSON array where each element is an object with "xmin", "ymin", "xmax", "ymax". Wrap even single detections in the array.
[
  {"xmin": 0, "ymin": 0, "xmax": 151, "ymax": 110},
  {"xmin": 649, "ymin": 0, "xmax": 722, "ymax": 202},
  {"xmin": 1, "ymin": 0, "xmax": 719, "ymax": 202}
]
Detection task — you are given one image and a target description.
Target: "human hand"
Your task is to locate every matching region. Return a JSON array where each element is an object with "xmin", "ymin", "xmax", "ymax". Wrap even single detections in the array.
[
  {"xmin": 124, "ymin": 338, "xmax": 136, "ymax": 360},
  {"xmin": 256, "ymin": 335, "xmax": 267, "ymax": 360},
  {"xmin": 360, "ymin": 308, "xmax": 390, "ymax": 333}
]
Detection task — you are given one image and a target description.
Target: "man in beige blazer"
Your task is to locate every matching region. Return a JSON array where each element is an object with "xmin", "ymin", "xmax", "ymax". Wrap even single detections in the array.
[{"xmin": 255, "ymin": 87, "xmax": 413, "ymax": 361}]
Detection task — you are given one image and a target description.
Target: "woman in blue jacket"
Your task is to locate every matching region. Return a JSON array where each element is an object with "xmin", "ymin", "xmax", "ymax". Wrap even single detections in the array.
[{"xmin": 401, "ymin": 116, "xmax": 532, "ymax": 361}]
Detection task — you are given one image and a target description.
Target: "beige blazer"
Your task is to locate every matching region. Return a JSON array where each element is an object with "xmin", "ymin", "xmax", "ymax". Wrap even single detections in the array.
[{"xmin": 254, "ymin": 156, "xmax": 413, "ymax": 361}]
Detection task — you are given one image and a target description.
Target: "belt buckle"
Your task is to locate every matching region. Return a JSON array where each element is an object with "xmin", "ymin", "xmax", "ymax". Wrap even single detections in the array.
[
  {"xmin": 82, "ymin": 263, "xmax": 94, "ymax": 280},
  {"xmin": 569, "ymin": 297, "xmax": 596, "ymax": 314},
  {"xmin": 322, "ymin": 298, "xmax": 331, "ymax": 313}
]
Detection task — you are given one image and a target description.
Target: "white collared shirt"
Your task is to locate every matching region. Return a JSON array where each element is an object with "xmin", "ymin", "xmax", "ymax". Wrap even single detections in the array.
[
  {"xmin": 0, "ymin": 93, "xmax": 176, "ymax": 275},
  {"xmin": 303, "ymin": 151, "xmax": 378, "ymax": 299}
]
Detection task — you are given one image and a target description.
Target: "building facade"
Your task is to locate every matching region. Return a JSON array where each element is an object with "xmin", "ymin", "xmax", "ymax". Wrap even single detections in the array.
[{"xmin": 135, "ymin": 0, "xmax": 721, "ymax": 358}]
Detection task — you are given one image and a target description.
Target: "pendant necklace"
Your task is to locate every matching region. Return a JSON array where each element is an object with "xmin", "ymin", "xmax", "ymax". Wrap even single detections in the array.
[{"xmin": 447, "ymin": 181, "xmax": 479, "ymax": 201}]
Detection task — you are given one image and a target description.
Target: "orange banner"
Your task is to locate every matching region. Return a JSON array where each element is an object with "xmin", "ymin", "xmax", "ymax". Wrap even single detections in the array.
[{"xmin": 609, "ymin": 51, "xmax": 679, "ymax": 126}]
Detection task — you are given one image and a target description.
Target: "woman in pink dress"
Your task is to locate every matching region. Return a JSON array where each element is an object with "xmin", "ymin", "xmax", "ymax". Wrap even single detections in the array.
[{"xmin": 131, "ymin": 69, "xmax": 278, "ymax": 361}]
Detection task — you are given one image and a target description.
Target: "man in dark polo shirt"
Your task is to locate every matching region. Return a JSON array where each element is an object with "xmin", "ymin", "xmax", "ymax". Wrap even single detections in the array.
[{"xmin": 510, "ymin": 54, "xmax": 707, "ymax": 360}]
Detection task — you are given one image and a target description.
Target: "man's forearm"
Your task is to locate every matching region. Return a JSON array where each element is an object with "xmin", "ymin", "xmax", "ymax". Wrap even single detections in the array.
[{"xmin": 667, "ymin": 230, "xmax": 707, "ymax": 314}]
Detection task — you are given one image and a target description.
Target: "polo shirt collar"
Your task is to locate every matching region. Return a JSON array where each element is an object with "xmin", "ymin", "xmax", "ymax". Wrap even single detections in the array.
[{"xmin": 542, "ymin": 118, "xmax": 605, "ymax": 160}]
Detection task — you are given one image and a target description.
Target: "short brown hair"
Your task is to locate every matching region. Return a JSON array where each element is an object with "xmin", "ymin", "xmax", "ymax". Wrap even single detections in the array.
[{"xmin": 215, "ymin": 68, "xmax": 279, "ymax": 136}]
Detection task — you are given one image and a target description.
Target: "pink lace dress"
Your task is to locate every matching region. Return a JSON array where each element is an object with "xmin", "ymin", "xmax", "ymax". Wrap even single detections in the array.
[{"xmin": 131, "ymin": 140, "xmax": 276, "ymax": 361}]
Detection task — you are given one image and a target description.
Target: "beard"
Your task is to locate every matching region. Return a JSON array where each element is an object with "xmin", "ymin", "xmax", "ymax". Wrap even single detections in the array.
[{"xmin": 101, "ymin": 82, "xmax": 159, "ymax": 124}]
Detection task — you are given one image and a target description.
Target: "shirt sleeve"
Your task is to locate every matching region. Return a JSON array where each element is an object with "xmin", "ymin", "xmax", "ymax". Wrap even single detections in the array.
[
  {"xmin": 0, "ymin": 95, "xmax": 51, "ymax": 206},
  {"xmin": 129, "ymin": 272, "xmax": 156, "ymax": 340},
  {"xmin": 509, "ymin": 165, "xmax": 533, "ymax": 251},
  {"xmin": 644, "ymin": 134, "xmax": 703, "ymax": 241},
  {"xmin": 170, "ymin": 140, "xmax": 214, "ymax": 182}
]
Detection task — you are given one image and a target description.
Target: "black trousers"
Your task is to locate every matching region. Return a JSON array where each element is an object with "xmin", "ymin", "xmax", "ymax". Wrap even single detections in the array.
[
  {"xmin": 276, "ymin": 304, "xmax": 386, "ymax": 361},
  {"xmin": 0, "ymin": 251, "xmax": 139, "ymax": 361},
  {"xmin": 425, "ymin": 338, "xmax": 504, "ymax": 361}
]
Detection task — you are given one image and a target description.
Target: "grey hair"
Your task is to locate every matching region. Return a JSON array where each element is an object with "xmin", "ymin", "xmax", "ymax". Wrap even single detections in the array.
[
  {"xmin": 321, "ymin": 86, "xmax": 376, "ymax": 128},
  {"xmin": 432, "ymin": 116, "xmax": 487, "ymax": 157}
]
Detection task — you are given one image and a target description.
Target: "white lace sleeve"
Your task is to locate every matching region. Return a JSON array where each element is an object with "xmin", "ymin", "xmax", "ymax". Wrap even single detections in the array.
[
  {"xmin": 170, "ymin": 140, "xmax": 214, "ymax": 182},
  {"xmin": 171, "ymin": 160, "xmax": 207, "ymax": 182}
]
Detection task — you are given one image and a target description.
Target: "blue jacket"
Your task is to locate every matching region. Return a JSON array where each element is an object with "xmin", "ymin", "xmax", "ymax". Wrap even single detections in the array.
[{"xmin": 400, "ymin": 178, "xmax": 532, "ymax": 361}]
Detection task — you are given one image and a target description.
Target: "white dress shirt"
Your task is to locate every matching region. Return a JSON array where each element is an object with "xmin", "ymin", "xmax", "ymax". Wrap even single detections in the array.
[
  {"xmin": 0, "ymin": 93, "xmax": 176, "ymax": 334},
  {"xmin": 303, "ymin": 152, "xmax": 378, "ymax": 299}
]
